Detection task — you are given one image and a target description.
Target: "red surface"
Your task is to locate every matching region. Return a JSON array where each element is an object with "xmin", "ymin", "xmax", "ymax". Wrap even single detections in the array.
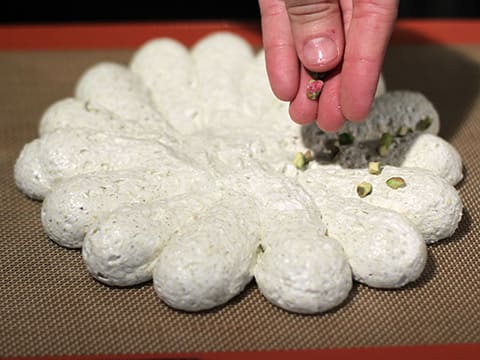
[
  {"xmin": 8, "ymin": 343, "xmax": 480, "ymax": 360},
  {"xmin": 0, "ymin": 20, "xmax": 479, "ymax": 50},
  {"xmin": 391, "ymin": 19, "xmax": 480, "ymax": 44},
  {"xmin": 1, "ymin": 19, "xmax": 478, "ymax": 360},
  {"xmin": 0, "ymin": 21, "xmax": 263, "ymax": 50}
]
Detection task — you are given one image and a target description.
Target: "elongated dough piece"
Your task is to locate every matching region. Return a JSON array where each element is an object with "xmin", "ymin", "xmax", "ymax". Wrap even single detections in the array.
[
  {"xmin": 39, "ymin": 98, "xmax": 170, "ymax": 140},
  {"xmin": 153, "ymin": 192, "xmax": 260, "ymax": 311},
  {"xmin": 300, "ymin": 165, "xmax": 463, "ymax": 243},
  {"xmin": 254, "ymin": 232, "xmax": 352, "ymax": 314},
  {"xmin": 42, "ymin": 165, "xmax": 213, "ymax": 248},
  {"xmin": 318, "ymin": 192, "xmax": 427, "ymax": 288},
  {"xmin": 83, "ymin": 192, "xmax": 221, "ymax": 286},
  {"xmin": 83, "ymin": 204, "xmax": 173, "ymax": 286},
  {"xmin": 254, "ymin": 197, "xmax": 352, "ymax": 313},
  {"xmin": 14, "ymin": 128, "xmax": 192, "ymax": 199},
  {"xmin": 191, "ymin": 32, "xmax": 255, "ymax": 126},
  {"xmin": 75, "ymin": 62, "xmax": 166, "ymax": 129},
  {"xmin": 240, "ymin": 50, "xmax": 279, "ymax": 119},
  {"xmin": 228, "ymin": 171, "xmax": 352, "ymax": 314},
  {"xmin": 401, "ymin": 133, "xmax": 463, "ymax": 185},
  {"xmin": 130, "ymin": 38, "xmax": 202, "ymax": 135}
]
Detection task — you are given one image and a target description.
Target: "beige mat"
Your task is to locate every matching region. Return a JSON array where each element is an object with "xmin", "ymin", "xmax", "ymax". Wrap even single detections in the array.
[{"xmin": 1, "ymin": 43, "xmax": 479, "ymax": 357}]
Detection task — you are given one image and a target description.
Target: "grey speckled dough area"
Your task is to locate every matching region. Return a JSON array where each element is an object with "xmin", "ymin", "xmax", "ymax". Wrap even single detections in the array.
[{"xmin": 301, "ymin": 91, "xmax": 439, "ymax": 168}]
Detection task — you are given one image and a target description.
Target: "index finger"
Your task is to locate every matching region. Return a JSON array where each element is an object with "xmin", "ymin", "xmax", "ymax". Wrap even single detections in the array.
[
  {"xmin": 340, "ymin": 0, "xmax": 398, "ymax": 121},
  {"xmin": 259, "ymin": 0, "xmax": 300, "ymax": 101}
]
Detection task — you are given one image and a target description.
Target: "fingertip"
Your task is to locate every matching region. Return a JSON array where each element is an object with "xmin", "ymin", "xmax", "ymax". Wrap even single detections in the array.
[
  {"xmin": 288, "ymin": 97, "xmax": 317, "ymax": 125},
  {"xmin": 288, "ymin": 67, "xmax": 319, "ymax": 124},
  {"xmin": 316, "ymin": 109, "xmax": 345, "ymax": 132},
  {"xmin": 342, "ymin": 104, "xmax": 372, "ymax": 123},
  {"xmin": 259, "ymin": 0, "xmax": 300, "ymax": 101},
  {"xmin": 340, "ymin": 72, "xmax": 376, "ymax": 122},
  {"xmin": 266, "ymin": 53, "xmax": 300, "ymax": 101},
  {"xmin": 341, "ymin": 96, "xmax": 373, "ymax": 122},
  {"xmin": 315, "ymin": 71, "xmax": 345, "ymax": 131}
]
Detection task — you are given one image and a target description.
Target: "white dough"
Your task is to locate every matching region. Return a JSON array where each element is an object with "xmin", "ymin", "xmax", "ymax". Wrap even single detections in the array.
[
  {"xmin": 39, "ymin": 98, "xmax": 172, "ymax": 140},
  {"xmin": 75, "ymin": 62, "xmax": 165, "ymax": 129},
  {"xmin": 14, "ymin": 31, "xmax": 465, "ymax": 314},
  {"xmin": 154, "ymin": 191, "xmax": 260, "ymax": 311},
  {"xmin": 42, "ymin": 165, "xmax": 213, "ymax": 248},
  {"xmin": 300, "ymin": 165, "xmax": 463, "ymax": 244},
  {"xmin": 402, "ymin": 133, "xmax": 463, "ymax": 185},
  {"xmin": 255, "ymin": 234, "xmax": 352, "ymax": 314},
  {"xmin": 319, "ymin": 193, "xmax": 427, "ymax": 288},
  {"xmin": 299, "ymin": 166, "xmax": 463, "ymax": 244},
  {"xmin": 130, "ymin": 38, "xmax": 202, "ymax": 134},
  {"xmin": 15, "ymin": 128, "xmax": 193, "ymax": 199},
  {"xmin": 83, "ymin": 192, "xmax": 222, "ymax": 287}
]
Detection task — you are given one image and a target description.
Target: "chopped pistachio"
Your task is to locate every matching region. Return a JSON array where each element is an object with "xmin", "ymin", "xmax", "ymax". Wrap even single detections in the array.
[
  {"xmin": 386, "ymin": 177, "xmax": 406, "ymax": 189},
  {"xmin": 378, "ymin": 144, "xmax": 390, "ymax": 157},
  {"xmin": 416, "ymin": 116, "xmax": 433, "ymax": 131},
  {"xmin": 304, "ymin": 150, "xmax": 314, "ymax": 162},
  {"xmin": 380, "ymin": 133, "xmax": 394, "ymax": 147},
  {"xmin": 368, "ymin": 161, "xmax": 382, "ymax": 175},
  {"xmin": 378, "ymin": 132, "xmax": 394, "ymax": 156},
  {"xmin": 294, "ymin": 152, "xmax": 306, "ymax": 169},
  {"xmin": 338, "ymin": 132, "xmax": 355, "ymax": 145},
  {"xmin": 293, "ymin": 150, "xmax": 314, "ymax": 169},
  {"xmin": 357, "ymin": 181, "xmax": 373, "ymax": 198},
  {"xmin": 396, "ymin": 126, "xmax": 412, "ymax": 137}
]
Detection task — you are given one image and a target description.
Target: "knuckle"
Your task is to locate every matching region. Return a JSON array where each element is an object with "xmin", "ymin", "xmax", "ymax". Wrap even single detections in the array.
[
  {"xmin": 260, "ymin": 0, "xmax": 287, "ymax": 18},
  {"xmin": 353, "ymin": 0, "xmax": 399, "ymax": 19},
  {"xmin": 285, "ymin": 0, "xmax": 340, "ymax": 25}
]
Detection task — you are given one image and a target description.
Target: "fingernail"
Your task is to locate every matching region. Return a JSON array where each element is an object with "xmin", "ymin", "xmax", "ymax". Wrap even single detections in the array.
[{"xmin": 303, "ymin": 37, "xmax": 338, "ymax": 67}]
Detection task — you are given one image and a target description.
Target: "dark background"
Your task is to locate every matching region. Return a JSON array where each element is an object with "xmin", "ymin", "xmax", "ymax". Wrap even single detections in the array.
[{"xmin": 1, "ymin": 0, "xmax": 479, "ymax": 23}]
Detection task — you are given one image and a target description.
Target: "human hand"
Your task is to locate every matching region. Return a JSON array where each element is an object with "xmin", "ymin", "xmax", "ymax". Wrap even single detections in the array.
[{"xmin": 258, "ymin": 0, "xmax": 399, "ymax": 131}]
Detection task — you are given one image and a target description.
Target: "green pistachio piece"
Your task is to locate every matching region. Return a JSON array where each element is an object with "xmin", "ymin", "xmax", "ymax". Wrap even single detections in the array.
[
  {"xmin": 378, "ymin": 144, "xmax": 390, "ymax": 157},
  {"xmin": 357, "ymin": 181, "xmax": 373, "ymax": 198},
  {"xmin": 416, "ymin": 116, "xmax": 433, "ymax": 131},
  {"xmin": 386, "ymin": 177, "xmax": 406, "ymax": 189},
  {"xmin": 380, "ymin": 133, "xmax": 394, "ymax": 147},
  {"xmin": 378, "ymin": 133, "xmax": 395, "ymax": 156},
  {"xmin": 304, "ymin": 150, "xmax": 314, "ymax": 162},
  {"xmin": 293, "ymin": 152, "xmax": 306, "ymax": 169},
  {"xmin": 368, "ymin": 161, "xmax": 382, "ymax": 175},
  {"xmin": 396, "ymin": 126, "xmax": 413, "ymax": 137},
  {"xmin": 338, "ymin": 132, "xmax": 355, "ymax": 145}
]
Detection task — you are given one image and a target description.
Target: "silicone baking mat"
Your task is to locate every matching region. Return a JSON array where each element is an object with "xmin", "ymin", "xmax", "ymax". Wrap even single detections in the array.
[{"xmin": 1, "ymin": 21, "xmax": 479, "ymax": 359}]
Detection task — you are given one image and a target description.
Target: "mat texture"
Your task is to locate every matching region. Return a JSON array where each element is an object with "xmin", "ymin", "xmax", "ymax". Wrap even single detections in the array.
[{"xmin": 1, "ymin": 43, "xmax": 479, "ymax": 357}]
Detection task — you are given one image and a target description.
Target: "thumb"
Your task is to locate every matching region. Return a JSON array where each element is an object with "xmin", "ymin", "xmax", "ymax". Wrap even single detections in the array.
[{"xmin": 284, "ymin": 0, "xmax": 344, "ymax": 73}]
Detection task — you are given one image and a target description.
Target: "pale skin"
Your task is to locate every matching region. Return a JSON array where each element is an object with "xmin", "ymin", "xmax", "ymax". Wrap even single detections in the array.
[{"xmin": 258, "ymin": 0, "xmax": 399, "ymax": 131}]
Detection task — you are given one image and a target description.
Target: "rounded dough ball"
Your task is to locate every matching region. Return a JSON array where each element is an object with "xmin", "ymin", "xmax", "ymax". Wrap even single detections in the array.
[{"xmin": 255, "ymin": 235, "xmax": 352, "ymax": 314}]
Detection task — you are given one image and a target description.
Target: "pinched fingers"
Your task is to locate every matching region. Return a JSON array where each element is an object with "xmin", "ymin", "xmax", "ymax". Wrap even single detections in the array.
[{"xmin": 260, "ymin": 0, "xmax": 398, "ymax": 130}]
